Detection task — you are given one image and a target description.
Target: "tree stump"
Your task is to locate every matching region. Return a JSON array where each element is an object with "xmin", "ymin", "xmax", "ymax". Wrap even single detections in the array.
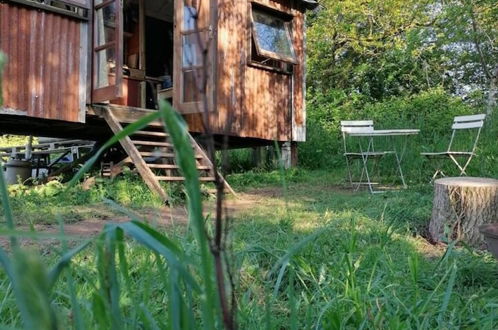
[{"xmin": 430, "ymin": 177, "xmax": 498, "ymax": 247}]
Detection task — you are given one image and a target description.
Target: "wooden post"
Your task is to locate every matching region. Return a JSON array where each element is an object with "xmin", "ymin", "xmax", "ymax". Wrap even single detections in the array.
[
  {"xmin": 430, "ymin": 177, "xmax": 498, "ymax": 247},
  {"xmin": 291, "ymin": 141, "xmax": 298, "ymax": 167},
  {"xmin": 281, "ymin": 142, "xmax": 291, "ymax": 169}
]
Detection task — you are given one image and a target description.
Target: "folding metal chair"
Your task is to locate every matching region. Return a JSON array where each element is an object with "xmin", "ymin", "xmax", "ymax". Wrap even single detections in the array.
[
  {"xmin": 341, "ymin": 120, "xmax": 393, "ymax": 193},
  {"xmin": 421, "ymin": 114, "xmax": 485, "ymax": 180}
]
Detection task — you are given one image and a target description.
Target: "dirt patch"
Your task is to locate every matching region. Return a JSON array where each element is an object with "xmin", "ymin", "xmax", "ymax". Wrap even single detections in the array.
[{"xmin": 0, "ymin": 186, "xmax": 284, "ymax": 249}]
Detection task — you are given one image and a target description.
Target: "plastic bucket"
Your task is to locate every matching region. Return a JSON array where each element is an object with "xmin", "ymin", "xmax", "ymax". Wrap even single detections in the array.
[{"xmin": 4, "ymin": 159, "xmax": 31, "ymax": 185}]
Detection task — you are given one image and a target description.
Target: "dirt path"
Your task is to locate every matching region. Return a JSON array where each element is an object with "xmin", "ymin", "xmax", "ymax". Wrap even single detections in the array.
[{"xmin": 0, "ymin": 187, "xmax": 284, "ymax": 249}]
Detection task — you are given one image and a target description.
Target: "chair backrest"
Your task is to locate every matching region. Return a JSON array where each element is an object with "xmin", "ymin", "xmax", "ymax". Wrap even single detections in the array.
[
  {"xmin": 340, "ymin": 120, "xmax": 374, "ymax": 153},
  {"xmin": 448, "ymin": 114, "xmax": 486, "ymax": 152},
  {"xmin": 340, "ymin": 120, "xmax": 374, "ymax": 134}
]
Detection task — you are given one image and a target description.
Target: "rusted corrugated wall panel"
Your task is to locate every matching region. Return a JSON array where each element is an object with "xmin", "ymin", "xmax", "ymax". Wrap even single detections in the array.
[
  {"xmin": 185, "ymin": 0, "xmax": 305, "ymax": 143},
  {"xmin": 0, "ymin": 2, "xmax": 86, "ymax": 122}
]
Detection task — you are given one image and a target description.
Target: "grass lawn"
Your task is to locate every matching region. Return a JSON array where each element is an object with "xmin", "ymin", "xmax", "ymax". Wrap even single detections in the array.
[{"xmin": 0, "ymin": 169, "xmax": 496, "ymax": 328}]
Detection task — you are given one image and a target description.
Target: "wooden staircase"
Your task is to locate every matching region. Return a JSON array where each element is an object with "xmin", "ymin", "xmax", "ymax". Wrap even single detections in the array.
[{"xmin": 102, "ymin": 108, "xmax": 232, "ymax": 201}]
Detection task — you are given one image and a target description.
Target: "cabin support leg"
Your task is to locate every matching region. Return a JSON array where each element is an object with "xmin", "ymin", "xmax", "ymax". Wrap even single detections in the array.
[
  {"xmin": 291, "ymin": 142, "xmax": 298, "ymax": 167},
  {"xmin": 281, "ymin": 142, "xmax": 298, "ymax": 169},
  {"xmin": 281, "ymin": 142, "xmax": 292, "ymax": 169}
]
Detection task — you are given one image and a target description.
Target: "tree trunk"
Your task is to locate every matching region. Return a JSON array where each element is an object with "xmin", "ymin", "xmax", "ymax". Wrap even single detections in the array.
[
  {"xmin": 486, "ymin": 66, "xmax": 498, "ymax": 115},
  {"xmin": 430, "ymin": 177, "xmax": 498, "ymax": 247}
]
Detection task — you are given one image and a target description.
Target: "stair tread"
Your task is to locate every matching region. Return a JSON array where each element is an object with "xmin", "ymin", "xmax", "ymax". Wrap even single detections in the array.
[
  {"xmin": 156, "ymin": 176, "xmax": 216, "ymax": 181},
  {"xmin": 132, "ymin": 130, "xmax": 169, "ymax": 137},
  {"xmin": 147, "ymin": 163, "xmax": 210, "ymax": 170},
  {"xmin": 140, "ymin": 151, "xmax": 203, "ymax": 158},
  {"xmin": 132, "ymin": 140, "xmax": 173, "ymax": 147}
]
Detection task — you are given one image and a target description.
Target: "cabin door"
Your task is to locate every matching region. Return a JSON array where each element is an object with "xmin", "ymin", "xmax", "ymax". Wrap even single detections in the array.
[
  {"xmin": 92, "ymin": 0, "xmax": 124, "ymax": 103},
  {"xmin": 173, "ymin": 0, "xmax": 215, "ymax": 114}
]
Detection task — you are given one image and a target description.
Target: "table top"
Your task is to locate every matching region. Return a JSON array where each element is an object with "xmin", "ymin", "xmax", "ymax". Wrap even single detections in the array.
[{"xmin": 349, "ymin": 129, "xmax": 420, "ymax": 137}]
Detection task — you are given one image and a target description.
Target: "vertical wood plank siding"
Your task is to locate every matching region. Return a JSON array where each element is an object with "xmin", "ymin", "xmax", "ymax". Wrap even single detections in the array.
[
  {"xmin": 184, "ymin": 0, "xmax": 305, "ymax": 142},
  {"xmin": 0, "ymin": 2, "xmax": 84, "ymax": 122}
]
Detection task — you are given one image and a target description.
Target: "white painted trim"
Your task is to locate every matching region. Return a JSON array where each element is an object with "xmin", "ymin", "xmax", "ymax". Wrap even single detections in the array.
[
  {"xmin": 0, "ymin": 107, "xmax": 28, "ymax": 116},
  {"xmin": 78, "ymin": 22, "xmax": 88, "ymax": 123}
]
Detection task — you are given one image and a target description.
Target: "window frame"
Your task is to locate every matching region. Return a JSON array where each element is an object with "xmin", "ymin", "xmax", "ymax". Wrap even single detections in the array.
[
  {"xmin": 91, "ymin": 0, "xmax": 123, "ymax": 103},
  {"xmin": 249, "ymin": 4, "xmax": 297, "ymax": 66},
  {"xmin": 6, "ymin": 0, "xmax": 90, "ymax": 20}
]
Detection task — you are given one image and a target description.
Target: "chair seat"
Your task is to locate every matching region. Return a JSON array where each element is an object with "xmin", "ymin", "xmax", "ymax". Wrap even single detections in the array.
[
  {"xmin": 421, "ymin": 151, "xmax": 474, "ymax": 157},
  {"xmin": 344, "ymin": 151, "xmax": 392, "ymax": 158}
]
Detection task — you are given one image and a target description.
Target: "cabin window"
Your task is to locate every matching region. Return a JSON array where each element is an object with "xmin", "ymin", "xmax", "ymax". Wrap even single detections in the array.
[
  {"xmin": 7, "ymin": 0, "xmax": 90, "ymax": 19},
  {"xmin": 250, "ymin": 7, "xmax": 296, "ymax": 66},
  {"xmin": 180, "ymin": 2, "xmax": 203, "ymax": 103}
]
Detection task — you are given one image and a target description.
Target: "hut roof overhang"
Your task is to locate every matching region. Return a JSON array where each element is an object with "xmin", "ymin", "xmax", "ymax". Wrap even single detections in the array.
[{"xmin": 299, "ymin": 0, "xmax": 319, "ymax": 10}]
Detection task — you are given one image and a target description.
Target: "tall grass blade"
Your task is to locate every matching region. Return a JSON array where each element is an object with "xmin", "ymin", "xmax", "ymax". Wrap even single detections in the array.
[
  {"xmin": 58, "ymin": 218, "xmax": 85, "ymax": 330},
  {"xmin": 437, "ymin": 261, "xmax": 457, "ymax": 324},
  {"xmin": 103, "ymin": 226, "xmax": 124, "ymax": 330},
  {"xmin": 158, "ymin": 100, "xmax": 218, "ymax": 328},
  {"xmin": 117, "ymin": 221, "xmax": 200, "ymax": 292},
  {"xmin": 48, "ymin": 239, "xmax": 92, "ymax": 289},
  {"xmin": 270, "ymin": 228, "xmax": 326, "ymax": 298}
]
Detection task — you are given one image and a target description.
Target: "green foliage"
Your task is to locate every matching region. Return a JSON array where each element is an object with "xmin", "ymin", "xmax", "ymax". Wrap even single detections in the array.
[
  {"xmin": 307, "ymin": 0, "xmax": 438, "ymax": 99},
  {"xmin": 298, "ymin": 87, "xmax": 498, "ymax": 181}
]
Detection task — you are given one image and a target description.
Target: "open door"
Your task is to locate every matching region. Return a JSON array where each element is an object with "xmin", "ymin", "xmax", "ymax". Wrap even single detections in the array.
[
  {"xmin": 173, "ymin": 0, "xmax": 215, "ymax": 114},
  {"xmin": 92, "ymin": 0, "xmax": 124, "ymax": 103}
]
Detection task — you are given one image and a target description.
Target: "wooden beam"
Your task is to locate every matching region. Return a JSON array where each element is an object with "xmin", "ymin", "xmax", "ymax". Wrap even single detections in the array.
[
  {"xmin": 89, "ymin": 105, "xmax": 164, "ymax": 125},
  {"xmin": 102, "ymin": 109, "xmax": 169, "ymax": 201}
]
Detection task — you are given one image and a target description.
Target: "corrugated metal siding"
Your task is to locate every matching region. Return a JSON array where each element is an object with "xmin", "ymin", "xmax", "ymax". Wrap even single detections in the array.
[
  {"xmin": 185, "ymin": 0, "xmax": 305, "ymax": 142},
  {"xmin": 0, "ymin": 2, "xmax": 84, "ymax": 122}
]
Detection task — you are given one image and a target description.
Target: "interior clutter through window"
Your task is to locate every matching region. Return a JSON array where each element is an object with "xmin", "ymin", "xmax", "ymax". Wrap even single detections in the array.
[
  {"xmin": 93, "ymin": 0, "xmax": 174, "ymax": 107},
  {"xmin": 121, "ymin": 0, "xmax": 174, "ymax": 109},
  {"xmin": 181, "ymin": 1, "xmax": 202, "ymax": 103},
  {"xmin": 250, "ymin": 5, "xmax": 296, "ymax": 73}
]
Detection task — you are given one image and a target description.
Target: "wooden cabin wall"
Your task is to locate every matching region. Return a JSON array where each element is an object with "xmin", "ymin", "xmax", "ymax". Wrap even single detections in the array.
[
  {"xmin": 184, "ymin": 0, "xmax": 306, "ymax": 143},
  {"xmin": 0, "ymin": 2, "xmax": 87, "ymax": 123}
]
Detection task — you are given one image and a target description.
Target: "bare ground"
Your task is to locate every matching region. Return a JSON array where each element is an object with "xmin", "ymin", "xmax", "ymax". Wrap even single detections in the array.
[
  {"xmin": 0, "ymin": 184, "xmax": 445, "ymax": 259},
  {"xmin": 0, "ymin": 186, "xmax": 284, "ymax": 249}
]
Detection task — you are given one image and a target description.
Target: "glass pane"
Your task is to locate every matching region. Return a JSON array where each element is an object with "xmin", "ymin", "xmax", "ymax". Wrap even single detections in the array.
[
  {"xmin": 183, "ymin": 2, "xmax": 198, "ymax": 31},
  {"xmin": 95, "ymin": 48, "xmax": 117, "ymax": 88},
  {"xmin": 95, "ymin": 3, "xmax": 117, "ymax": 47},
  {"xmin": 252, "ymin": 9, "xmax": 295, "ymax": 60},
  {"xmin": 182, "ymin": 34, "xmax": 203, "ymax": 68},
  {"xmin": 183, "ymin": 69, "xmax": 201, "ymax": 103}
]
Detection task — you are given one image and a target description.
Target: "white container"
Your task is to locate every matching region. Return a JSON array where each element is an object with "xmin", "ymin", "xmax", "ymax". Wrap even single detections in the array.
[{"xmin": 4, "ymin": 159, "xmax": 31, "ymax": 185}]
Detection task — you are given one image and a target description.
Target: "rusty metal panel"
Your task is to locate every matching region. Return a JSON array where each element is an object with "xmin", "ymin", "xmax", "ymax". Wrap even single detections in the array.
[{"xmin": 0, "ymin": 2, "xmax": 85, "ymax": 122}]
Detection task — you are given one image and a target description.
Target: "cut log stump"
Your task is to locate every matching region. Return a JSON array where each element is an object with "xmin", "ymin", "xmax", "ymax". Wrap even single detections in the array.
[{"xmin": 430, "ymin": 177, "xmax": 498, "ymax": 247}]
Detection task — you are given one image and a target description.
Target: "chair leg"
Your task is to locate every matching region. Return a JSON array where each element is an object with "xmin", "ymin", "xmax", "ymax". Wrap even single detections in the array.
[
  {"xmin": 460, "ymin": 154, "xmax": 475, "ymax": 176},
  {"xmin": 344, "ymin": 156, "xmax": 354, "ymax": 188},
  {"xmin": 361, "ymin": 154, "xmax": 375, "ymax": 193},
  {"xmin": 431, "ymin": 168, "xmax": 445, "ymax": 182},
  {"xmin": 449, "ymin": 154, "xmax": 467, "ymax": 176},
  {"xmin": 394, "ymin": 152, "xmax": 407, "ymax": 189}
]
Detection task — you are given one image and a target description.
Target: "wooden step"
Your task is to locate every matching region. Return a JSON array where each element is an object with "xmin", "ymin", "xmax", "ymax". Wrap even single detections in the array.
[
  {"xmin": 132, "ymin": 140, "xmax": 173, "ymax": 147},
  {"xmin": 147, "ymin": 164, "xmax": 211, "ymax": 170},
  {"xmin": 156, "ymin": 176, "xmax": 216, "ymax": 182},
  {"xmin": 132, "ymin": 130, "xmax": 169, "ymax": 137},
  {"xmin": 140, "ymin": 151, "xmax": 203, "ymax": 159}
]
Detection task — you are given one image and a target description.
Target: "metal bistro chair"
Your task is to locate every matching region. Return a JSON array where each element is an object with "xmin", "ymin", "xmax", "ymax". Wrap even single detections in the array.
[
  {"xmin": 341, "ymin": 120, "xmax": 394, "ymax": 193},
  {"xmin": 421, "ymin": 114, "xmax": 486, "ymax": 180}
]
